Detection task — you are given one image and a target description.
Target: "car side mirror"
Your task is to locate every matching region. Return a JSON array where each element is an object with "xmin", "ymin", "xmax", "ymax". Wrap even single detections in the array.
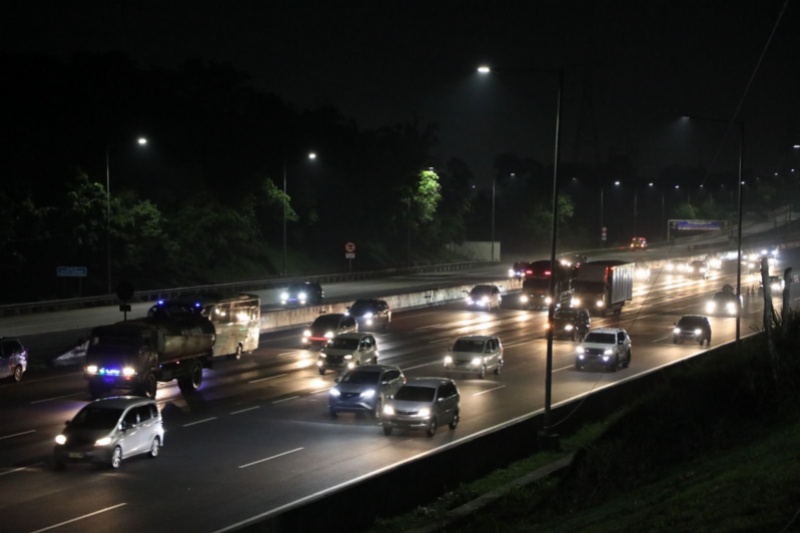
[{"xmin": 119, "ymin": 421, "xmax": 127, "ymax": 431}]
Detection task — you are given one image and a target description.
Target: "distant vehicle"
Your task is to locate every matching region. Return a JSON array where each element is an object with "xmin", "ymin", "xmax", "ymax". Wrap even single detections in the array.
[
  {"xmin": 443, "ymin": 335, "xmax": 503, "ymax": 378},
  {"xmin": 518, "ymin": 260, "xmax": 573, "ymax": 310},
  {"xmin": 508, "ymin": 261, "xmax": 529, "ymax": 279},
  {"xmin": 465, "ymin": 284, "xmax": 502, "ymax": 311},
  {"xmin": 705, "ymin": 285, "xmax": 742, "ymax": 316},
  {"xmin": 280, "ymin": 282, "xmax": 324, "ymax": 306},
  {"xmin": 54, "ymin": 396, "xmax": 164, "ymax": 470},
  {"xmin": 686, "ymin": 260, "xmax": 709, "ymax": 280},
  {"xmin": 149, "ymin": 293, "xmax": 260, "ymax": 360},
  {"xmin": 303, "ymin": 313, "xmax": 358, "ymax": 347},
  {"xmin": 328, "ymin": 364, "xmax": 406, "ymax": 418},
  {"xmin": 317, "ymin": 332, "xmax": 378, "ymax": 375},
  {"xmin": 629, "ymin": 236, "xmax": 647, "ymax": 250},
  {"xmin": 346, "ymin": 299, "xmax": 392, "ymax": 331},
  {"xmin": 575, "ymin": 327, "xmax": 632, "ymax": 372},
  {"xmin": 0, "ymin": 337, "xmax": 28, "ymax": 382},
  {"xmin": 382, "ymin": 378, "xmax": 460, "ymax": 437},
  {"xmin": 558, "ymin": 253, "xmax": 588, "ymax": 269},
  {"xmin": 664, "ymin": 260, "xmax": 689, "ymax": 275},
  {"xmin": 673, "ymin": 315, "xmax": 712, "ymax": 346},
  {"xmin": 571, "ymin": 260, "xmax": 634, "ymax": 316},
  {"xmin": 549, "ymin": 307, "xmax": 591, "ymax": 341}
]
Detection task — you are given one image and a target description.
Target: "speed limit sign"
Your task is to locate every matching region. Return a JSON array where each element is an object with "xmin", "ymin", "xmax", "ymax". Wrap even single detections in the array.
[{"xmin": 345, "ymin": 242, "xmax": 356, "ymax": 253}]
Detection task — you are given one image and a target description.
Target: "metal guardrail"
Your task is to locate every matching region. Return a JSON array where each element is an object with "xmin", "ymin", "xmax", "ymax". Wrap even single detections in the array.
[{"xmin": 0, "ymin": 261, "xmax": 488, "ymax": 317}]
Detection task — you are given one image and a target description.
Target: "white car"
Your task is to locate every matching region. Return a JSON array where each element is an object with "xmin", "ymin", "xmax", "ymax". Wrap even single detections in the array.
[
  {"xmin": 575, "ymin": 327, "xmax": 632, "ymax": 372},
  {"xmin": 317, "ymin": 333, "xmax": 378, "ymax": 375},
  {"xmin": 444, "ymin": 335, "xmax": 503, "ymax": 378},
  {"xmin": 465, "ymin": 285, "xmax": 502, "ymax": 311}
]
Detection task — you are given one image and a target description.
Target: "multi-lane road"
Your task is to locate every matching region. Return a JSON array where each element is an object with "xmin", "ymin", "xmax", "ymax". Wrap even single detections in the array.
[{"xmin": 1, "ymin": 247, "xmax": 797, "ymax": 533}]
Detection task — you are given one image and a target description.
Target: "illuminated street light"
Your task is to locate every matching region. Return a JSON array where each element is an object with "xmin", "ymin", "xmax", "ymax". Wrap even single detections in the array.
[
  {"xmin": 105, "ymin": 137, "xmax": 147, "ymax": 294},
  {"xmin": 283, "ymin": 151, "xmax": 317, "ymax": 277},
  {"xmin": 478, "ymin": 64, "xmax": 564, "ymax": 443}
]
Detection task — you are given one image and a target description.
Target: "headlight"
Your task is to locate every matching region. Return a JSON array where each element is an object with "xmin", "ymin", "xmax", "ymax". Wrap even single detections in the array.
[
  {"xmin": 55, "ymin": 434, "xmax": 66, "ymax": 445},
  {"xmin": 347, "ymin": 362, "xmax": 355, "ymax": 369},
  {"xmin": 329, "ymin": 388, "xmax": 341, "ymax": 396},
  {"xmin": 673, "ymin": 327, "xmax": 681, "ymax": 335},
  {"xmin": 317, "ymin": 360, "xmax": 323, "ymax": 367},
  {"xmin": 772, "ymin": 283, "xmax": 782, "ymax": 292},
  {"xmin": 706, "ymin": 302, "xmax": 716, "ymax": 313},
  {"xmin": 596, "ymin": 300, "xmax": 605, "ymax": 308},
  {"xmin": 603, "ymin": 348, "xmax": 613, "ymax": 356},
  {"xmin": 418, "ymin": 408, "xmax": 431, "ymax": 418},
  {"xmin": 508, "ymin": 269, "xmax": 515, "ymax": 277},
  {"xmin": 303, "ymin": 329, "xmax": 311, "ymax": 337},
  {"xmin": 298, "ymin": 292, "xmax": 306, "ymax": 299},
  {"xmin": 564, "ymin": 324, "xmax": 574, "ymax": 331},
  {"xmin": 280, "ymin": 292, "xmax": 289, "ymax": 300},
  {"xmin": 318, "ymin": 353, "xmax": 327, "ymax": 358},
  {"xmin": 324, "ymin": 331, "xmax": 334, "ymax": 339},
  {"xmin": 383, "ymin": 404, "xmax": 395, "ymax": 415},
  {"xmin": 95, "ymin": 437, "xmax": 112, "ymax": 447},
  {"xmin": 576, "ymin": 347, "xmax": 585, "ymax": 354},
  {"xmin": 444, "ymin": 355, "xmax": 453, "ymax": 364},
  {"xmin": 481, "ymin": 296, "xmax": 489, "ymax": 304},
  {"xmin": 471, "ymin": 357, "xmax": 482, "ymax": 366},
  {"xmin": 465, "ymin": 297, "xmax": 473, "ymax": 304},
  {"xmin": 571, "ymin": 298, "xmax": 580, "ymax": 307},
  {"xmin": 725, "ymin": 302, "xmax": 736, "ymax": 314},
  {"xmin": 519, "ymin": 295, "xmax": 529, "ymax": 303},
  {"xmin": 694, "ymin": 328, "xmax": 702, "ymax": 336},
  {"xmin": 361, "ymin": 389, "xmax": 375, "ymax": 399},
  {"xmin": 344, "ymin": 354, "xmax": 353, "ymax": 360},
  {"xmin": 545, "ymin": 296, "xmax": 552, "ymax": 305},
  {"xmin": 86, "ymin": 365, "xmax": 98, "ymax": 375},
  {"xmin": 363, "ymin": 312, "xmax": 373, "ymax": 318},
  {"xmin": 122, "ymin": 367, "xmax": 136, "ymax": 377}
]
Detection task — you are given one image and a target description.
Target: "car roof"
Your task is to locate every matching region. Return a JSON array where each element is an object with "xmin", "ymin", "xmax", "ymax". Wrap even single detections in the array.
[
  {"xmin": 85, "ymin": 396, "xmax": 156, "ymax": 410},
  {"xmin": 331, "ymin": 332, "xmax": 371, "ymax": 340},
  {"xmin": 401, "ymin": 377, "xmax": 454, "ymax": 388},
  {"xmin": 345, "ymin": 364, "xmax": 400, "ymax": 373},
  {"xmin": 678, "ymin": 314, "xmax": 709, "ymax": 322},
  {"xmin": 455, "ymin": 335, "xmax": 496, "ymax": 342},
  {"xmin": 585, "ymin": 327, "xmax": 626, "ymax": 335}
]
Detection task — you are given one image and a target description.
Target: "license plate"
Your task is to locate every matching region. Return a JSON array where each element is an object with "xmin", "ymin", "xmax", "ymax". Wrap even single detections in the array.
[{"xmin": 68, "ymin": 452, "xmax": 83, "ymax": 459}]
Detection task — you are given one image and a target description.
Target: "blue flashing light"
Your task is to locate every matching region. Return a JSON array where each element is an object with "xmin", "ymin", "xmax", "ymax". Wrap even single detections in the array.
[
  {"xmin": 98, "ymin": 368, "xmax": 121, "ymax": 376},
  {"xmin": 157, "ymin": 299, "xmax": 165, "ymax": 305}
]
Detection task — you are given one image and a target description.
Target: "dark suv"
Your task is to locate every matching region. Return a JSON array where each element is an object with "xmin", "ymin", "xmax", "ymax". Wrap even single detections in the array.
[
  {"xmin": 551, "ymin": 307, "xmax": 591, "ymax": 341},
  {"xmin": 0, "ymin": 337, "xmax": 28, "ymax": 382},
  {"xmin": 281, "ymin": 281, "xmax": 324, "ymax": 306},
  {"xmin": 673, "ymin": 315, "xmax": 712, "ymax": 346},
  {"xmin": 346, "ymin": 299, "xmax": 392, "ymax": 331},
  {"xmin": 302, "ymin": 313, "xmax": 358, "ymax": 347}
]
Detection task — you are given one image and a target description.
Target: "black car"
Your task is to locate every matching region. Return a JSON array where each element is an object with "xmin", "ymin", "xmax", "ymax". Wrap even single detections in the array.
[
  {"xmin": 280, "ymin": 281, "xmax": 324, "ymax": 306},
  {"xmin": 705, "ymin": 286, "xmax": 742, "ymax": 317},
  {"xmin": 346, "ymin": 299, "xmax": 392, "ymax": 331},
  {"xmin": 551, "ymin": 307, "xmax": 591, "ymax": 341},
  {"xmin": 673, "ymin": 315, "xmax": 712, "ymax": 346}
]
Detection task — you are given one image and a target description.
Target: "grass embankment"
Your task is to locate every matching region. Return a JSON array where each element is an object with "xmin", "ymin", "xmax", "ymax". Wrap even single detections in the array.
[{"xmin": 371, "ymin": 311, "xmax": 800, "ymax": 533}]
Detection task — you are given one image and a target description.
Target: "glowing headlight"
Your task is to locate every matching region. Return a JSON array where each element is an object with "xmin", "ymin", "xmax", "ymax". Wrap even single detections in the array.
[
  {"xmin": 55, "ymin": 434, "xmax": 66, "ymax": 445},
  {"xmin": 122, "ymin": 367, "xmax": 136, "ymax": 377},
  {"xmin": 508, "ymin": 269, "xmax": 515, "ymax": 277},
  {"xmin": 318, "ymin": 353, "xmax": 327, "ymax": 358},
  {"xmin": 418, "ymin": 408, "xmax": 431, "ymax": 418},
  {"xmin": 545, "ymin": 296, "xmax": 552, "ymax": 305},
  {"xmin": 361, "ymin": 389, "xmax": 375, "ymax": 399},
  {"xmin": 694, "ymin": 328, "xmax": 702, "ymax": 336},
  {"xmin": 324, "ymin": 331, "xmax": 334, "ymax": 339},
  {"xmin": 298, "ymin": 292, "xmax": 307, "ymax": 299},
  {"xmin": 725, "ymin": 302, "xmax": 736, "ymax": 314},
  {"xmin": 363, "ymin": 312, "xmax": 373, "ymax": 318},
  {"xmin": 673, "ymin": 327, "xmax": 681, "ymax": 335},
  {"xmin": 564, "ymin": 324, "xmax": 574, "ymax": 331},
  {"xmin": 383, "ymin": 404, "xmax": 395, "ymax": 415},
  {"xmin": 771, "ymin": 283, "xmax": 782, "ymax": 292},
  {"xmin": 303, "ymin": 329, "xmax": 311, "ymax": 338},
  {"xmin": 95, "ymin": 437, "xmax": 112, "ymax": 447},
  {"xmin": 344, "ymin": 354, "xmax": 353, "ymax": 360},
  {"xmin": 571, "ymin": 298, "xmax": 580, "ymax": 307},
  {"xmin": 603, "ymin": 348, "xmax": 613, "ymax": 356},
  {"xmin": 280, "ymin": 292, "xmax": 289, "ymax": 300},
  {"xmin": 444, "ymin": 355, "xmax": 453, "ymax": 364},
  {"xmin": 316, "ymin": 360, "xmax": 323, "ymax": 366},
  {"xmin": 481, "ymin": 296, "xmax": 489, "ymax": 304},
  {"xmin": 329, "ymin": 388, "xmax": 341, "ymax": 396},
  {"xmin": 471, "ymin": 357, "xmax": 482, "ymax": 366},
  {"xmin": 347, "ymin": 362, "xmax": 355, "ymax": 369},
  {"xmin": 596, "ymin": 300, "xmax": 605, "ymax": 308},
  {"xmin": 86, "ymin": 365, "xmax": 98, "ymax": 375},
  {"xmin": 519, "ymin": 295, "xmax": 529, "ymax": 303},
  {"xmin": 465, "ymin": 297, "xmax": 473, "ymax": 304},
  {"xmin": 576, "ymin": 347, "xmax": 585, "ymax": 354},
  {"xmin": 706, "ymin": 302, "xmax": 716, "ymax": 313}
]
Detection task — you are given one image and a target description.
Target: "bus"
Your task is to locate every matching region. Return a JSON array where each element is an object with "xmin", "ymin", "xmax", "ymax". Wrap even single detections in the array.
[{"xmin": 148, "ymin": 293, "xmax": 261, "ymax": 359}]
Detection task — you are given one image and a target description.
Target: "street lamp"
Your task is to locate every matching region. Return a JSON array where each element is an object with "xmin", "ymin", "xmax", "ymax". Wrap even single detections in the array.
[
  {"xmin": 283, "ymin": 151, "xmax": 317, "ymax": 277},
  {"xmin": 478, "ymin": 65, "xmax": 563, "ymax": 442},
  {"xmin": 599, "ymin": 181, "xmax": 619, "ymax": 246},
  {"xmin": 105, "ymin": 137, "xmax": 147, "ymax": 294}
]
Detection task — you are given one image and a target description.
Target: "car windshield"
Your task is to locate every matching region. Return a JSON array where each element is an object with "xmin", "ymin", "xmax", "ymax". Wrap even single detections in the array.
[
  {"xmin": 327, "ymin": 337, "xmax": 359, "ymax": 350},
  {"xmin": 470, "ymin": 286, "xmax": 494, "ymax": 296},
  {"xmin": 452, "ymin": 339, "xmax": 485, "ymax": 353},
  {"xmin": 395, "ymin": 386, "xmax": 436, "ymax": 402},
  {"xmin": 288, "ymin": 284, "xmax": 311, "ymax": 294},
  {"xmin": 71, "ymin": 406, "xmax": 124, "ymax": 430},
  {"xmin": 713, "ymin": 293, "xmax": 735, "ymax": 302},
  {"xmin": 349, "ymin": 301, "xmax": 377, "ymax": 315},
  {"xmin": 554, "ymin": 309, "xmax": 577, "ymax": 319},
  {"xmin": 313, "ymin": 315, "xmax": 342, "ymax": 329},
  {"xmin": 678, "ymin": 317, "xmax": 703, "ymax": 327},
  {"xmin": 340, "ymin": 370, "xmax": 380, "ymax": 384},
  {"xmin": 584, "ymin": 332, "xmax": 616, "ymax": 344}
]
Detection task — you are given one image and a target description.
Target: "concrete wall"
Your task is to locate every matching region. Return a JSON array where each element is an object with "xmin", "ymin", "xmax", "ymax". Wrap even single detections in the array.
[{"xmin": 446, "ymin": 241, "xmax": 500, "ymax": 262}]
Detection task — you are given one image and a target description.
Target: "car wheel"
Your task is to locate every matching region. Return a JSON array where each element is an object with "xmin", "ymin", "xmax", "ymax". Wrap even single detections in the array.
[
  {"xmin": 698, "ymin": 338, "xmax": 704, "ymax": 346},
  {"xmin": 624, "ymin": 350, "xmax": 632, "ymax": 368},
  {"xmin": 148, "ymin": 437, "xmax": 160, "ymax": 458},
  {"xmin": 426, "ymin": 417, "xmax": 438, "ymax": 437},
  {"xmin": 373, "ymin": 398, "xmax": 382, "ymax": 419},
  {"xmin": 448, "ymin": 409, "xmax": 459, "ymax": 430},
  {"xmin": 110, "ymin": 446, "xmax": 123, "ymax": 469},
  {"xmin": 494, "ymin": 361, "xmax": 502, "ymax": 375},
  {"xmin": 178, "ymin": 363, "xmax": 202, "ymax": 393},
  {"xmin": 382, "ymin": 425, "xmax": 392, "ymax": 436},
  {"xmin": 11, "ymin": 365, "xmax": 24, "ymax": 383},
  {"xmin": 479, "ymin": 365, "xmax": 487, "ymax": 379},
  {"xmin": 707, "ymin": 336, "xmax": 711, "ymax": 347}
]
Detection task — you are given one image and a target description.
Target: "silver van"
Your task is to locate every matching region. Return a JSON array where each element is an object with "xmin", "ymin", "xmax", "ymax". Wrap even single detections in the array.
[
  {"xmin": 54, "ymin": 396, "xmax": 164, "ymax": 469},
  {"xmin": 381, "ymin": 378, "xmax": 460, "ymax": 437}
]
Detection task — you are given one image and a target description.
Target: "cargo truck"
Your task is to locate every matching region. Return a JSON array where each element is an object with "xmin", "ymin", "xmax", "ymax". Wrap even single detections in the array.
[
  {"xmin": 518, "ymin": 260, "xmax": 573, "ymax": 309},
  {"xmin": 84, "ymin": 313, "xmax": 216, "ymax": 399},
  {"xmin": 571, "ymin": 260, "xmax": 634, "ymax": 316}
]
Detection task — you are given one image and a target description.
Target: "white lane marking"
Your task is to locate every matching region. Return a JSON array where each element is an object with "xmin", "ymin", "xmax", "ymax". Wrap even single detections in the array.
[
  {"xmin": 30, "ymin": 392, "xmax": 84, "ymax": 405},
  {"xmin": 272, "ymin": 396, "xmax": 299, "ymax": 404},
  {"xmin": 416, "ymin": 323, "xmax": 444, "ymax": 330},
  {"xmin": 183, "ymin": 417, "xmax": 217, "ymax": 428},
  {"xmin": 278, "ymin": 352, "xmax": 297, "ymax": 358},
  {"xmin": 473, "ymin": 385, "xmax": 506, "ymax": 396},
  {"xmin": 29, "ymin": 503, "xmax": 128, "ymax": 533},
  {"xmin": 553, "ymin": 364, "xmax": 575, "ymax": 373},
  {"xmin": 403, "ymin": 361, "xmax": 440, "ymax": 371},
  {"xmin": 309, "ymin": 388, "xmax": 331, "ymax": 395},
  {"xmin": 428, "ymin": 338, "xmax": 451, "ymax": 344},
  {"xmin": 249, "ymin": 373, "xmax": 287, "ymax": 384},
  {"xmin": 503, "ymin": 341, "xmax": 530, "ymax": 349},
  {"xmin": 0, "ymin": 429, "xmax": 35, "ymax": 441},
  {"xmin": 0, "ymin": 462, "xmax": 42, "ymax": 477},
  {"xmin": 238, "ymin": 447, "xmax": 304, "ymax": 469},
  {"xmin": 230, "ymin": 406, "xmax": 260, "ymax": 415}
]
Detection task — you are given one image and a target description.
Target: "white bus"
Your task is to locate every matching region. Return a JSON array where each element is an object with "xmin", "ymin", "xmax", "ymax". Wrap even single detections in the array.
[{"xmin": 149, "ymin": 293, "xmax": 261, "ymax": 359}]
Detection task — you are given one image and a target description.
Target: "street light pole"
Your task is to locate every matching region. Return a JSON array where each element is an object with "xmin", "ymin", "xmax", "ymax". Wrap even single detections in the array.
[
  {"xmin": 282, "ymin": 162, "xmax": 287, "ymax": 277},
  {"xmin": 491, "ymin": 175, "xmax": 496, "ymax": 262}
]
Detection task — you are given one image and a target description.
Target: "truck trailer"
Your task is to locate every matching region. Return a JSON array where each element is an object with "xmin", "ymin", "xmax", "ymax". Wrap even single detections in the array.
[
  {"xmin": 571, "ymin": 260, "xmax": 634, "ymax": 316},
  {"xmin": 84, "ymin": 314, "xmax": 216, "ymax": 399}
]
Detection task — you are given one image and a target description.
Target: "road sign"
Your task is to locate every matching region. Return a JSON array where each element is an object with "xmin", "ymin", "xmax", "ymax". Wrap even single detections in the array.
[
  {"xmin": 57, "ymin": 266, "xmax": 87, "ymax": 277},
  {"xmin": 345, "ymin": 252, "xmax": 355, "ymax": 259},
  {"xmin": 345, "ymin": 242, "xmax": 356, "ymax": 253},
  {"xmin": 601, "ymin": 227, "xmax": 607, "ymax": 242}
]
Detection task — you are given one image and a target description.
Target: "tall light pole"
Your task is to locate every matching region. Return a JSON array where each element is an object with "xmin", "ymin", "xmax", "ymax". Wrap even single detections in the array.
[
  {"xmin": 283, "ymin": 151, "xmax": 316, "ymax": 277},
  {"xmin": 105, "ymin": 137, "xmax": 147, "ymax": 294},
  {"xmin": 478, "ymin": 65, "xmax": 563, "ymax": 442},
  {"xmin": 491, "ymin": 174, "xmax": 496, "ymax": 262}
]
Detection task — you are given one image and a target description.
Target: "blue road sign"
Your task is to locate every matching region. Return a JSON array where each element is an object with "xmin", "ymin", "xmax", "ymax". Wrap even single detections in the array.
[{"xmin": 57, "ymin": 266, "xmax": 88, "ymax": 277}]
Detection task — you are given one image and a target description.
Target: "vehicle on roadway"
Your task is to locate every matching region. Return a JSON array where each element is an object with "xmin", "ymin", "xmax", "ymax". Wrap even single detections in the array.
[
  {"xmin": 443, "ymin": 335, "xmax": 503, "ymax": 378},
  {"xmin": 465, "ymin": 284, "xmax": 502, "ymax": 311},
  {"xmin": 575, "ymin": 327, "xmax": 632, "ymax": 372},
  {"xmin": 54, "ymin": 396, "xmax": 163, "ymax": 470},
  {"xmin": 705, "ymin": 285, "xmax": 743, "ymax": 316},
  {"xmin": 549, "ymin": 307, "xmax": 591, "ymax": 341},
  {"xmin": 346, "ymin": 298, "xmax": 392, "ymax": 331},
  {"xmin": 280, "ymin": 281, "xmax": 324, "ymax": 306},
  {"xmin": 673, "ymin": 315, "xmax": 712, "ymax": 346},
  {"xmin": 629, "ymin": 236, "xmax": 647, "ymax": 250},
  {"xmin": 302, "ymin": 313, "xmax": 358, "ymax": 347},
  {"xmin": 317, "ymin": 332, "xmax": 378, "ymax": 375},
  {"xmin": 508, "ymin": 260, "xmax": 529, "ymax": 279},
  {"xmin": 382, "ymin": 377, "xmax": 460, "ymax": 437},
  {"xmin": 760, "ymin": 275, "xmax": 785, "ymax": 295},
  {"xmin": 571, "ymin": 260, "xmax": 634, "ymax": 317},
  {"xmin": 0, "ymin": 336, "xmax": 28, "ymax": 383},
  {"xmin": 328, "ymin": 364, "xmax": 406, "ymax": 418},
  {"xmin": 686, "ymin": 260, "xmax": 709, "ymax": 280}
]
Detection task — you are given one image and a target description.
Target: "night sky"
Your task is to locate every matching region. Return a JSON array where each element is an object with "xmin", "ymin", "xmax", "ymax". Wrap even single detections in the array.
[{"xmin": 2, "ymin": 0, "xmax": 798, "ymax": 184}]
